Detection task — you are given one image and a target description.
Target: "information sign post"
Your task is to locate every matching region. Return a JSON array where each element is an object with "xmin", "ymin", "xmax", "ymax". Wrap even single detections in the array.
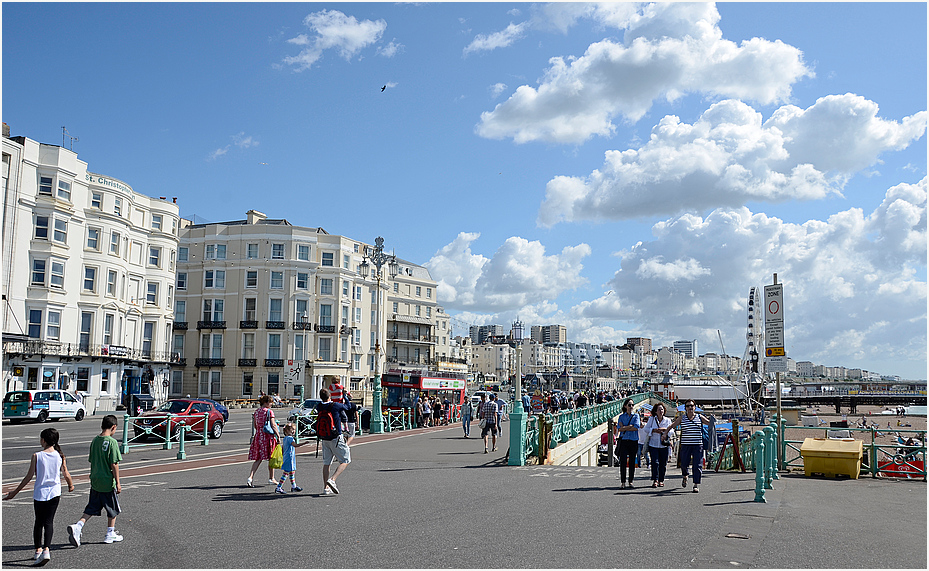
[{"xmin": 764, "ymin": 275, "xmax": 785, "ymax": 470}]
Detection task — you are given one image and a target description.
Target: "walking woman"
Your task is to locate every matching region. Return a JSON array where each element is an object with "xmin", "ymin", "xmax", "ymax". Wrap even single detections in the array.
[
  {"xmin": 614, "ymin": 399, "xmax": 641, "ymax": 489},
  {"xmin": 644, "ymin": 404, "xmax": 672, "ymax": 487},
  {"xmin": 662, "ymin": 400, "xmax": 712, "ymax": 493},
  {"xmin": 247, "ymin": 395, "xmax": 282, "ymax": 487},
  {"xmin": 4, "ymin": 428, "xmax": 75, "ymax": 566}
]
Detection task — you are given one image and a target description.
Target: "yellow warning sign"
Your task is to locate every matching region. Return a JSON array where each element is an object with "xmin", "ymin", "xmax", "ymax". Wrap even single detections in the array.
[{"xmin": 766, "ymin": 347, "xmax": 785, "ymax": 357}]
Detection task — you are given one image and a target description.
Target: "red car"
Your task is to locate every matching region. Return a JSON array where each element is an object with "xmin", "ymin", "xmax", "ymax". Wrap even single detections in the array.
[{"xmin": 133, "ymin": 399, "xmax": 224, "ymax": 440}]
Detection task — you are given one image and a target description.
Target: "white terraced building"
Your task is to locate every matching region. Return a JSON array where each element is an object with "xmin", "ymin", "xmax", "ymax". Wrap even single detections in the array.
[{"xmin": 2, "ymin": 127, "xmax": 181, "ymax": 410}]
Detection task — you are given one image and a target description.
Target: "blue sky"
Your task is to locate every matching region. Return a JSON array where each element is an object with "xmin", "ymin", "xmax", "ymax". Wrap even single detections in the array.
[{"xmin": 3, "ymin": 2, "xmax": 926, "ymax": 380}]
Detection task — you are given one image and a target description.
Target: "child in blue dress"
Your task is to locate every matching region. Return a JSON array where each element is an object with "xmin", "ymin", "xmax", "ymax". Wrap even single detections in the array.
[{"xmin": 275, "ymin": 423, "xmax": 309, "ymax": 494}]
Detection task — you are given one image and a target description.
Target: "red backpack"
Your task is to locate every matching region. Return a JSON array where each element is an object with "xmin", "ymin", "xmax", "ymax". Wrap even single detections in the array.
[{"xmin": 315, "ymin": 406, "xmax": 338, "ymax": 440}]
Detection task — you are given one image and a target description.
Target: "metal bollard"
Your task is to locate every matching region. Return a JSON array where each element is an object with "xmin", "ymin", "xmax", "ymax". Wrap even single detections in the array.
[
  {"xmin": 121, "ymin": 414, "xmax": 130, "ymax": 454},
  {"xmin": 754, "ymin": 433, "xmax": 766, "ymax": 503},
  {"xmin": 177, "ymin": 422, "xmax": 187, "ymax": 460},
  {"xmin": 165, "ymin": 415, "xmax": 173, "ymax": 450},
  {"xmin": 763, "ymin": 426, "xmax": 775, "ymax": 489},
  {"xmin": 203, "ymin": 412, "xmax": 210, "ymax": 446}
]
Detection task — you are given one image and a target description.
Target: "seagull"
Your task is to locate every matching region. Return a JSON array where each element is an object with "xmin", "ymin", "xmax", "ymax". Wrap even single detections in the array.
[
  {"xmin": 259, "ymin": 162, "xmax": 269, "ymax": 166},
  {"xmin": 381, "ymin": 85, "xmax": 387, "ymax": 92}
]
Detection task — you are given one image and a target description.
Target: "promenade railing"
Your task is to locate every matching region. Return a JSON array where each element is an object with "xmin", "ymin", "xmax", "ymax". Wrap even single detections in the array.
[
  {"xmin": 119, "ymin": 412, "xmax": 210, "ymax": 458},
  {"xmin": 710, "ymin": 419, "xmax": 927, "ymax": 482}
]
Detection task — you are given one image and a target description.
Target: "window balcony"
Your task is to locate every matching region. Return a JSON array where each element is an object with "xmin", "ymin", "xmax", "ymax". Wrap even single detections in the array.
[
  {"xmin": 172, "ymin": 322, "xmax": 188, "ymax": 331},
  {"xmin": 238, "ymin": 358, "xmax": 257, "ymax": 367},
  {"xmin": 292, "ymin": 321, "xmax": 313, "ymax": 330},
  {"xmin": 264, "ymin": 359, "xmax": 284, "ymax": 368},
  {"xmin": 315, "ymin": 324, "xmax": 336, "ymax": 333},
  {"xmin": 197, "ymin": 321, "xmax": 226, "ymax": 330},
  {"xmin": 195, "ymin": 358, "xmax": 225, "ymax": 367},
  {"xmin": 266, "ymin": 321, "xmax": 285, "ymax": 330},
  {"xmin": 240, "ymin": 320, "xmax": 259, "ymax": 329}
]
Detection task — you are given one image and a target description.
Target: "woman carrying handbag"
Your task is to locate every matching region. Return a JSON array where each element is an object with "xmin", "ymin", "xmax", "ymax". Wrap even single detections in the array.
[{"xmin": 247, "ymin": 395, "xmax": 282, "ymax": 487}]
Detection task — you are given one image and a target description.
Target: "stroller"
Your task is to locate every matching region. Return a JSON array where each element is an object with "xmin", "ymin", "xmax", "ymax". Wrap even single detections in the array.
[{"xmin": 597, "ymin": 432, "xmax": 619, "ymax": 466}]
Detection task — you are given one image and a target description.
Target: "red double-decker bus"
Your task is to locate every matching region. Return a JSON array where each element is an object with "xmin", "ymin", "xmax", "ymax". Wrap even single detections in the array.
[{"xmin": 380, "ymin": 370, "xmax": 468, "ymax": 410}]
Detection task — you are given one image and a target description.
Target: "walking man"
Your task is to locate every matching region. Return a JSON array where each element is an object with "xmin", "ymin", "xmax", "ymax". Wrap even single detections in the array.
[
  {"xmin": 315, "ymin": 388, "xmax": 357, "ymax": 495},
  {"xmin": 478, "ymin": 393, "xmax": 499, "ymax": 453},
  {"xmin": 461, "ymin": 398, "xmax": 473, "ymax": 438}
]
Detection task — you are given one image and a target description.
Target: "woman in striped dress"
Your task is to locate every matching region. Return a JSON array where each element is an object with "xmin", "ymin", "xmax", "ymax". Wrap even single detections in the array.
[{"xmin": 662, "ymin": 400, "xmax": 712, "ymax": 493}]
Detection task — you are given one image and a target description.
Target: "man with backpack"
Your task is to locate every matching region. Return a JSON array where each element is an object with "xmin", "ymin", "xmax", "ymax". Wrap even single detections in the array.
[{"xmin": 314, "ymin": 388, "xmax": 357, "ymax": 495}]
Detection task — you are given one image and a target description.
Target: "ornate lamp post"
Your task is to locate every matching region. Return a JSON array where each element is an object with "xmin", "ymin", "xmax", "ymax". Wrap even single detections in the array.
[
  {"xmin": 359, "ymin": 237, "xmax": 399, "ymax": 434},
  {"xmin": 508, "ymin": 319, "xmax": 527, "ymax": 465}
]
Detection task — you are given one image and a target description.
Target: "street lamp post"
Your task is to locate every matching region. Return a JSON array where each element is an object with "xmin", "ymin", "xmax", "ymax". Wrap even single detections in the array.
[
  {"xmin": 508, "ymin": 319, "xmax": 527, "ymax": 466},
  {"xmin": 359, "ymin": 237, "xmax": 399, "ymax": 434},
  {"xmin": 300, "ymin": 311, "xmax": 308, "ymax": 401}
]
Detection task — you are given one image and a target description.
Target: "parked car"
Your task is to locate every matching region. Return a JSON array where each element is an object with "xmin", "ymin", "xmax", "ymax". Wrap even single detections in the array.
[
  {"xmin": 133, "ymin": 399, "xmax": 224, "ymax": 440},
  {"xmin": 3, "ymin": 390, "xmax": 86, "ymax": 423},
  {"xmin": 198, "ymin": 398, "xmax": 229, "ymax": 421},
  {"xmin": 287, "ymin": 398, "xmax": 322, "ymax": 422}
]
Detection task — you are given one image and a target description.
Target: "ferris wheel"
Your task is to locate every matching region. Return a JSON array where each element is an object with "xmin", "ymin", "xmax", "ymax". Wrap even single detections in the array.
[{"xmin": 742, "ymin": 286, "xmax": 764, "ymax": 374}]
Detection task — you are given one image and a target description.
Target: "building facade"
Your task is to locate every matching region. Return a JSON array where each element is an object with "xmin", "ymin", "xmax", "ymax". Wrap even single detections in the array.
[{"xmin": 3, "ymin": 131, "xmax": 180, "ymax": 409}]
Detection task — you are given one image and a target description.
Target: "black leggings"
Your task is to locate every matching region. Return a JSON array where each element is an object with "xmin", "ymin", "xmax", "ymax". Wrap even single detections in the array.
[
  {"xmin": 617, "ymin": 440, "xmax": 639, "ymax": 483},
  {"xmin": 33, "ymin": 496, "xmax": 60, "ymax": 549}
]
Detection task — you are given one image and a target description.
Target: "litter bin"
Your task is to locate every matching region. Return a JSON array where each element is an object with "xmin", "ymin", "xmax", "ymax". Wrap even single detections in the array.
[
  {"xmin": 130, "ymin": 394, "xmax": 155, "ymax": 416},
  {"xmin": 799, "ymin": 438, "xmax": 863, "ymax": 479}
]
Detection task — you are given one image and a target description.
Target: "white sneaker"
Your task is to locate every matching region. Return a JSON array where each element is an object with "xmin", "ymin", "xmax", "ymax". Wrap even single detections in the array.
[
  {"xmin": 325, "ymin": 479, "xmax": 340, "ymax": 494},
  {"xmin": 37, "ymin": 551, "xmax": 50, "ymax": 566},
  {"xmin": 103, "ymin": 531, "xmax": 123, "ymax": 544},
  {"xmin": 31, "ymin": 552, "xmax": 43, "ymax": 566},
  {"xmin": 322, "ymin": 488, "xmax": 335, "ymax": 495},
  {"xmin": 268, "ymin": 479, "xmax": 277, "ymax": 485},
  {"xmin": 67, "ymin": 524, "xmax": 82, "ymax": 547}
]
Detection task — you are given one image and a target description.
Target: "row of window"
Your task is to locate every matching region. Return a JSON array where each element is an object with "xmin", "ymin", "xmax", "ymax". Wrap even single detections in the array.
[
  {"xmin": 182, "ymin": 298, "xmax": 370, "ymax": 328},
  {"xmin": 170, "ymin": 370, "xmax": 301, "ymax": 398},
  {"xmin": 181, "ymin": 331, "xmax": 365, "ymax": 363},
  {"xmin": 185, "ymin": 243, "xmax": 356, "ymax": 265},
  {"xmin": 34, "ymin": 217, "xmax": 176, "ymax": 271},
  {"xmin": 176, "ymin": 269, "xmax": 367, "ymax": 296},
  {"xmin": 38, "ymin": 175, "xmax": 178, "ymax": 234},
  {"xmin": 31, "ymin": 258, "xmax": 173, "ymax": 307},
  {"xmin": 26, "ymin": 309, "xmax": 170, "ymax": 359}
]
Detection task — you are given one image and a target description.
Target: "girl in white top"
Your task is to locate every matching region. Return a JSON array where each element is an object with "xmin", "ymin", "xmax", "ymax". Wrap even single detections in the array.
[{"xmin": 4, "ymin": 427, "xmax": 75, "ymax": 566}]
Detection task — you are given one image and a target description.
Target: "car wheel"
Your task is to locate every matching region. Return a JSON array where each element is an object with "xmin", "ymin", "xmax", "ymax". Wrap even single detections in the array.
[
  {"xmin": 75, "ymin": 409, "xmax": 85, "ymax": 421},
  {"xmin": 36, "ymin": 411, "xmax": 48, "ymax": 423},
  {"xmin": 211, "ymin": 421, "xmax": 223, "ymax": 439}
]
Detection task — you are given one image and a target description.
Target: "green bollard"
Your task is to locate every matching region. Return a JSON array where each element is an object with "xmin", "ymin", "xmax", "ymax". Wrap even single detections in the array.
[
  {"xmin": 165, "ymin": 415, "xmax": 173, "ymax": 450},
  {"xmin": 754, "ymin": 432, "xmax": 766, "ymax": 503},
  {"xmin": 763, "ymin": 426, "xmax": 775, "ymax": 489},
  {"xmin": 177, "ymin": 422, "xmax": 187, "ymax": 460},
  {"xmin": 121, "ymin": 414, "xmax": 130, "ymax": 454}
]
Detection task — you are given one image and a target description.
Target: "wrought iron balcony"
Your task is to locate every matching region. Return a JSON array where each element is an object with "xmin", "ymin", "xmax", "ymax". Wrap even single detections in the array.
[
  {"xmin": 172, "ymin": 322, "xmax": 188, "ymax": 330},
  {"xmin": 197, "ymin": 321, "xmax": 226, "ymax": 330},
  {"xmin": 195, "ymin": 358, "xmax": 225, "ymax": 367},
  {"xmin": 240, "ymin": 320, "xmax": 259, "ymax": 329},
  {"xmin": 238, "ymin": 358, "xmax": 257, "ymax": 367},
  {"xmin": 315, "ymin": 324, "xmax": 336, "ymax": 333},
  {"xmin": 292, "ymin": 321, "xmax": 313, "ymax": 330},
  {"xmin": 264, "ymin": 359, "xmax": 284, "ymax": 368},
  {"xmin": 266, "ymin": 321, "xmax": 285, "ymax": 330}
]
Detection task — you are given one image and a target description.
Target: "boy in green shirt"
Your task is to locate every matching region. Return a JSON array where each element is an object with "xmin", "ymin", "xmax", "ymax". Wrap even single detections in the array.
[{"xmin": 67, "ymin": 415, "xmax": 123, "ymax": 547}]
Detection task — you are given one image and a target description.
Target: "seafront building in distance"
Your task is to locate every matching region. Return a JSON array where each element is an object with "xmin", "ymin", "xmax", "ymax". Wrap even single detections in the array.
[{"xmin": 2, "ymin": 126, "xmax": 180, "ymax": 410}]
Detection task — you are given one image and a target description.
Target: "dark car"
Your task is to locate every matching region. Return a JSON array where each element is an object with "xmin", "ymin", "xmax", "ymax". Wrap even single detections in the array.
[
  {"xmin": 199, "ymin": 398, "xmax": 229, "ymax": 421},
  {"xmin": 133, "ymin": 399, "xmax": 224, "ymax": 440}
]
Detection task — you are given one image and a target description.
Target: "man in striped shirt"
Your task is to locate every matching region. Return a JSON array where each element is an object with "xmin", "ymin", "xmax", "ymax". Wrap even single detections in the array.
[{"xmin": 661, "ymin": 400, "xmax": 712, "ymax": 493}]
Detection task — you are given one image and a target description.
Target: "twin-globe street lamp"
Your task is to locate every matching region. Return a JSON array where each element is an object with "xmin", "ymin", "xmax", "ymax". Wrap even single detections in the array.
[{"xmin": 358, "ymin": 237, "xmax": 399, "ymax": 434}]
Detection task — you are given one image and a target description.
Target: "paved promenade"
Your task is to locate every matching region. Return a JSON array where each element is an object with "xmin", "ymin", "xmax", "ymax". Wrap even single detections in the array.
[{"xmin": 2, "ymin": 422, "xmax": 926, "ymax": 569}]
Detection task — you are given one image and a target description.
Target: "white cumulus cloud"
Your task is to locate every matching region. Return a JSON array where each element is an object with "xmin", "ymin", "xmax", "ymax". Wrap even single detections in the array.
[
  {"xmin": 283, "ymin": 10, "xmax": 387, "ymax": 71},
  {"xmin": 571, "ymin": 177, "xmax": 927, "ymax": 368},
  {"xmin": 425, "ymin": 232, "xmax": 591, "ymax": 312},
  {"xmin": 537, "ymin": 95, "xmax": 927, "ymax": 225},
  {"xmin": 476, "ymin": 2, "xmax": 812, "ymax": 144}
]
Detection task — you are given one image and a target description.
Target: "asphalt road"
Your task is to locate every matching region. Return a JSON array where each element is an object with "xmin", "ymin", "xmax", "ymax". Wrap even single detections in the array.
[{"xmin": 2, "ymin": 412, "xmax": 926, "ymax": 569}]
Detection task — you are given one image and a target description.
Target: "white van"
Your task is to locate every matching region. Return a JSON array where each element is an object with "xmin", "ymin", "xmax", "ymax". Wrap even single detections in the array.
[{"xmin": 3, "ymin": 390, "xmax": 87, "ymax": 423}]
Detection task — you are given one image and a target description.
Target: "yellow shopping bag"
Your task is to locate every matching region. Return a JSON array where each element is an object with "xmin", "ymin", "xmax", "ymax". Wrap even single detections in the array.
[{"xmin": 269, "ymin": 443, "xmax": 283, "ymax": 469}]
